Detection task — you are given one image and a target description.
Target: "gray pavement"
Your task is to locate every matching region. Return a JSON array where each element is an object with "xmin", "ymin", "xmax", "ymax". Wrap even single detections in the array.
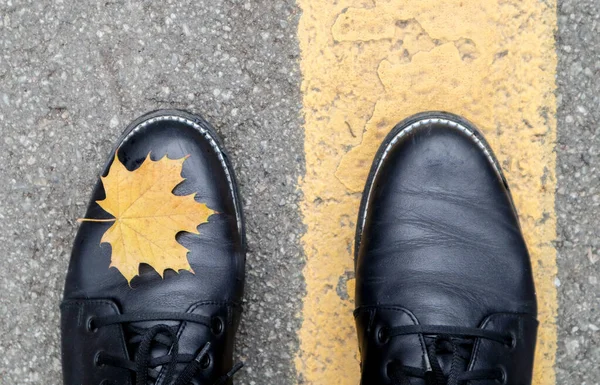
[
  {"xmin": 0, "ymin": 0, "xmax": 598, "ymax": 384},
  {"xmin": 556, "ymin": 1, "xmax": 600, "ymax": 384}
]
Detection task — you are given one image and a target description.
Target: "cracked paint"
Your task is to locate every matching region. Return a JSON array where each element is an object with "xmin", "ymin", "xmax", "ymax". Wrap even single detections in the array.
[{"xmin": 297, "ymin": 1, "xmax": 557, "ymax": 384}]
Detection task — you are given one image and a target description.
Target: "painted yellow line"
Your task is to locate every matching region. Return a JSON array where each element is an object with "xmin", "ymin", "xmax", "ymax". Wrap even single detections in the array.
[{"xmin": 296, "ymin": 1, "xmax": 558, "ymax": 384}]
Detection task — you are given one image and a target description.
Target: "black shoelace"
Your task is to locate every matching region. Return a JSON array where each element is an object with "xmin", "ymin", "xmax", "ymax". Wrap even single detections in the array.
[
  {"xmin": 91, "ymin": 312, "xmax": 243, "ymax": 385},
  {"xmin": 383, "ymin": 325, "xmax": 512, "ymax": 385}
]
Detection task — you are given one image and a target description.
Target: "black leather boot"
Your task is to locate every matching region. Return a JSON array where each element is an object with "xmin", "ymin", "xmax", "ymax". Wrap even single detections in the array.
[
  {"xmin": 61, "ymin": 110, "xmax": 245, "ymax": 385},
  {"xmin": 354, "ymin": 112, "xmax": 537, "ymax": 385}
]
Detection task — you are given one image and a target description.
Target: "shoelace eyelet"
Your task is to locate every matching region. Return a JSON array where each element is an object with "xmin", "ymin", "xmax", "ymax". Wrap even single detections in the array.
[
  {"xmin": 506, "ymin": 332, "xmax": 517, "ymax": 351},
  {"xmin": 385, "ymin": 361, "xmax": 401, "ymax": 381},
  {"xmin": 377, "ymin": 327, "xmax": 390, "ymax": 344},
  {"xmin": 495, "ymin": 366, "xmax": 507, "ymax": 384},
  {"xmin": 87, "ymin": 317, "xmax": 99, "ymax": 333},
  {"xmin": 94, "ymin": 351, "xmax": 105, "ymax": 367},
  {"xmin": 200, "ymin": 353, "xmax": 212, "ymax": 369},
  {"xmin": 211, "ymin": 316, "xmax": 224, "ymax": 336}
]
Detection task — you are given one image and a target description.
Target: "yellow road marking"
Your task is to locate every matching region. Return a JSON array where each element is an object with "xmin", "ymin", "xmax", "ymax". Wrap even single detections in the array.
[{"xmin": 296, "ymin": 1, "xmax": 558, "ymax": 384}]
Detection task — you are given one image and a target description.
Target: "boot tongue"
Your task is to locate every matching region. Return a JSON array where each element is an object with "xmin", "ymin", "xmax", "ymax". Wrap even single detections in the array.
[
  {"xmin": 426, "ymin": 336, "xmax": 474, "ymax": 382},
  {"xmin": 121, "ymin": 308, "xmax": 220, "ymax": 385},
  {"xmin": 123, "ymin": 320, "xmax": 182, "ymax": 382}
]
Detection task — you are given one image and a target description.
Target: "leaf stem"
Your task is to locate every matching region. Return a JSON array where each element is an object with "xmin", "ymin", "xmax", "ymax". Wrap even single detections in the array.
[{"xmin": 77, "ymin": 218, "xmax": 116, "ymax": 223}]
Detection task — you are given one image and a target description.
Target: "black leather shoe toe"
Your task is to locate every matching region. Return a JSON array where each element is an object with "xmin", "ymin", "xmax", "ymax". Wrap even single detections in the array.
[
  {"xmin": 355, "ymin": 112, "xmax": 537, "ymax": 385},
  {"xmin": 61, "ymin": 110, "xmax": 245, "ymax": 385}
]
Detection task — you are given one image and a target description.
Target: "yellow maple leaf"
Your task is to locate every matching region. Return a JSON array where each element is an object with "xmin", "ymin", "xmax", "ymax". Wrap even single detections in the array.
[{"xmin": 80, "ymin": 152, "xmax": 215, "ymax": 284}]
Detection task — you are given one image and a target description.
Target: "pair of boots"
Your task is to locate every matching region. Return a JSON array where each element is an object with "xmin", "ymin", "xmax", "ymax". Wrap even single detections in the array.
[{"xmin": 61, "ymin": 109, "xmax": 537, "ymax": 385}]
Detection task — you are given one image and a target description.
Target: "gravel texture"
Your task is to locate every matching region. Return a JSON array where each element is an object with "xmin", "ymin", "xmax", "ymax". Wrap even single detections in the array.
[
  {"xmin": 0, "ymin": 1, "xmax": 304, "ymax": 384},
  {"xmin": 556, "ymin": 0, "xmax": 600, "ymax": 384}
]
